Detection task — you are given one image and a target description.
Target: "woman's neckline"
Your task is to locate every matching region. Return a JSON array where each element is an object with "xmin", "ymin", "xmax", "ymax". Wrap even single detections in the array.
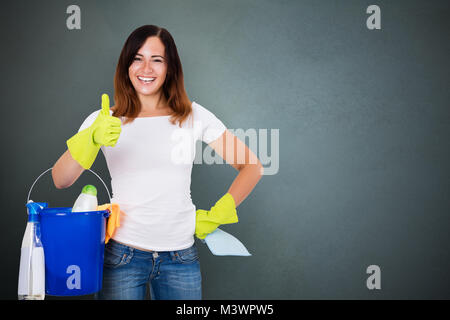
[
  {"xmin": 112, "ymin": 101, "xmax": 195, "ymax": 119},
  {"xmin": 110, "ymin": 109, "xmax": 172, "ymax": 119},
  {"xmin": 133, "ymin": 108, "xmax": 173, "ymax": 118},
  {"xmin": 134, "ymin": 114, "xmax": 171, "ymax": 119}
]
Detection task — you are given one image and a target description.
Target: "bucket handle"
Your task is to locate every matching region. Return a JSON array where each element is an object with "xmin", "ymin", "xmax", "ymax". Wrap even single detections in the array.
[{"xmin": 26, "ymin": 167, "xmax": 112, "ymax": 211}]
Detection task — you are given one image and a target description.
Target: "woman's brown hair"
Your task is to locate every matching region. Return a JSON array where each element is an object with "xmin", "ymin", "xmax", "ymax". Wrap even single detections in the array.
[{"xmin": 113, "ymin": 25, "xmax": 192, "ymax": 127}]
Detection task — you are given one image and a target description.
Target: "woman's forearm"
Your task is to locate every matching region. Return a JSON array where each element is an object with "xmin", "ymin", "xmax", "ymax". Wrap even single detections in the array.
[
  {"xmin": 227, "ymin": 163, "xmax": 264, "ymax": 208},
  {"xmin": 52, "ymin": 149, "xmax": 85, "ymax": 189}
]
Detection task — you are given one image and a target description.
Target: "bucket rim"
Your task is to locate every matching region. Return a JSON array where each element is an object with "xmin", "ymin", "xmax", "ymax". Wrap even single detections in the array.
[{"xmin": 40, "ymin": 207, "xmax": 109, "ymax": 216}]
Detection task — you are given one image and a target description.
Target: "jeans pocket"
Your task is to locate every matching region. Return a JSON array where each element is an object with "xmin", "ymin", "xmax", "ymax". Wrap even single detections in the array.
[
  {"xmin": 175, "ymin": 245, "xmax": 199, "ymax": 264},
  {"xmin": 103, "ymin": 240, "xmax": 131, "ymax": 268}
]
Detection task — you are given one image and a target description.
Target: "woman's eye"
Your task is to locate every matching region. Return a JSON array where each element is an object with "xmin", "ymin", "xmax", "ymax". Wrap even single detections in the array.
[{"xmin": 133, "ymin": 58, "xmax": 162, "ymax": 62}]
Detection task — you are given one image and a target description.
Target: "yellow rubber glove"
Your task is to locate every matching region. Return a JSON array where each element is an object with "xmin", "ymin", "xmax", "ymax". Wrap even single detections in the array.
[
  {"xmin": 67, "ymin": 94, "xmax": 122, "ymax": 169},
  {"xmin": 195, "ymin": 193, "xmax": 239, "ymax": 239}
]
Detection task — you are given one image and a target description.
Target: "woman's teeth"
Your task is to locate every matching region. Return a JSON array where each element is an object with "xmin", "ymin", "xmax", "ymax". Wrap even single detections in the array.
[{"xmin": 138, "ymin": 76, "xmax": 155, "ymax": 83}]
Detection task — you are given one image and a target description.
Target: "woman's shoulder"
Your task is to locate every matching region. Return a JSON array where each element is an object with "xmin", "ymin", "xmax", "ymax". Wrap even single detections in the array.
[
  {"xmin": 191, "ymin": 101, "xmax": 220, "ymax": 120},
  {"xmin": 191, "ymin": 100, "xmax": 211, "ymax": 115}
]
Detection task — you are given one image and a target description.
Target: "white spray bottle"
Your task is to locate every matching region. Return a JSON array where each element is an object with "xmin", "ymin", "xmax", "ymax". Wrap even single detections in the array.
[{"xmin": 18, "ymin": 201, "xmax": 46, "ymax": 300}]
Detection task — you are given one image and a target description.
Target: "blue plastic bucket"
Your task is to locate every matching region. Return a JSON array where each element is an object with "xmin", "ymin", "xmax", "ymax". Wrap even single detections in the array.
[
  {"xmin": 39, "ymin": 207, "xmax": 109, "ymax": 296},
  {"xmin": 26, "ymin": 168, "xmax": 113, "ymax": 296}
]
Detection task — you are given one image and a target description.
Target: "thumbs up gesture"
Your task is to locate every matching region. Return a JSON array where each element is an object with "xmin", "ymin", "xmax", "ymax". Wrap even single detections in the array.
[
  {"xmin": 66, "ymin": 93, "xmax": 122, "ymax": 169},
  {"xmin": 92, "ymin": 93, "xmax": 122, "ymax": 147}
]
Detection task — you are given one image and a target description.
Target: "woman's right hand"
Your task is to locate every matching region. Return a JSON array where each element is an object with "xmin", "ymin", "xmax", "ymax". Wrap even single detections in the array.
[
  {"xmin": 92, "ymin": 94, "xmax": 122, "ymax": 147},
  {"xmin": 66, "ymin": 93, "xmax": 122, "ymax": 170}
]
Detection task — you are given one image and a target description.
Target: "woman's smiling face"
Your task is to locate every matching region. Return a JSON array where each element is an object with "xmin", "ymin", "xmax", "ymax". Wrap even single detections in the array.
[{"xmin": 128, "ymin": 36, "xmax": 168, "ymax": 97}]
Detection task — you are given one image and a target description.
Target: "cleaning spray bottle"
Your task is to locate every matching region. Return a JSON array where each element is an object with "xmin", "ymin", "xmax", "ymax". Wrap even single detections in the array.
[{"xmin": 18, "ymin": 201, "xmax": 47, "ymax": 300}]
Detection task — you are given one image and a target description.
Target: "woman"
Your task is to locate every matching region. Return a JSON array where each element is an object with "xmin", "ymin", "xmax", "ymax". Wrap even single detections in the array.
[{"xmin": 52, "ymin": 25, "xmax": 263, "ymax": 300}]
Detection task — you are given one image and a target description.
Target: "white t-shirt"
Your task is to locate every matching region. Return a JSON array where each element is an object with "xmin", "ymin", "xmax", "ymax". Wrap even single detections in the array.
[{"xmin": 77, "ymin": 101, "xmax": 227, "ymax": 251}]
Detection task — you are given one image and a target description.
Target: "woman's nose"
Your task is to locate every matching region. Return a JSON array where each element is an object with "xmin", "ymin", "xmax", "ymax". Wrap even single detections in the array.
[{"xmin": 143, "ymin": 61, "xmax": 153, "ymax": 73}]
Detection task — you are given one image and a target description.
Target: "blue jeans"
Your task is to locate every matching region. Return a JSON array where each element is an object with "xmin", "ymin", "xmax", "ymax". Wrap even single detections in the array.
[{"xmin": 94, "ymin": 239, "xmax": 202, "ymax": 300}]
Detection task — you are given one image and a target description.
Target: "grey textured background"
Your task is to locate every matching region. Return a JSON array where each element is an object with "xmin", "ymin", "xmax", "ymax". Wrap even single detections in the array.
[{"xmin": 0, "ymin": 0, "xmax": 449, "ymax": 299}]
